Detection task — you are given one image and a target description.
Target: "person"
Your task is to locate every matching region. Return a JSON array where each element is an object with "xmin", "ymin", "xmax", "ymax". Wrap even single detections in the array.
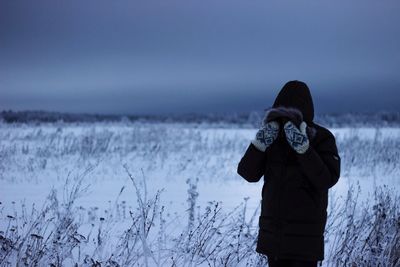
[{"xmin": 237, "ymin": 80, "xmax": 341, "ymax": 267}]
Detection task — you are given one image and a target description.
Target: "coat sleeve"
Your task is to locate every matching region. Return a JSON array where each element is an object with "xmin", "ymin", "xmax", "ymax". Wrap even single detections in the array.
[
  {"xmin": 295, "ymin": 129, "xmax": 341, "ymax": 191},
  {"xmin": 237, "ymin": 143, "xmax": 266, "ymax": 183}
]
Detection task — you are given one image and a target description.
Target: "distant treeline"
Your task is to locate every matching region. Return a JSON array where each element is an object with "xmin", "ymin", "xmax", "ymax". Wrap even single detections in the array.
[{"xmin": 1, "ymin": 110, "xmax": 400, "ymax": 127}]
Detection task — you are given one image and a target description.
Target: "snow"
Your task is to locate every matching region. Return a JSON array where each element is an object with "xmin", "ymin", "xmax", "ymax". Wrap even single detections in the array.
[{"xmin": 0, "ymin": 122, "xmax": 399, "ymax": 266}]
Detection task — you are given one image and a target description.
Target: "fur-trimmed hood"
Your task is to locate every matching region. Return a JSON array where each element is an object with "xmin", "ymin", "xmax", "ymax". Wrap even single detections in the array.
[
  {"xmin": 264, "ymin": 80, "xmax": 317, "ymax": 140},
  {"xmin": 266, "ymin": 80, "xmax": 315, "ymax": 123}
]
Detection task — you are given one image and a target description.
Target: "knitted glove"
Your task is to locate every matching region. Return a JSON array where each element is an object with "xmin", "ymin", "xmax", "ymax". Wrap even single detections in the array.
[
  {"xmin": 283, "ymin": 121, "xmax": 309, "ymax": 154},
  {"xmin": 251, "ymin": 120, "xmax": 280, "ymax": 152}
]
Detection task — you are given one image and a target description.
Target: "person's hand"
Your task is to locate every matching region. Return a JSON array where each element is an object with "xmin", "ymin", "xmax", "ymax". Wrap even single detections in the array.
[
  {"xmin": 251, "ymin": 120, "xmax": 280, "ymax": 152},
  {"xmin": 283, "ymin": 121, "xmax": 309, "ymax": 154}
]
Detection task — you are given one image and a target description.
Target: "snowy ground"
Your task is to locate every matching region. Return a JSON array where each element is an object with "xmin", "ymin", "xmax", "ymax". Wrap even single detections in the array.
[{"xmin": 0, "ymin": 122, "xmax": 399, "ymax": 266}]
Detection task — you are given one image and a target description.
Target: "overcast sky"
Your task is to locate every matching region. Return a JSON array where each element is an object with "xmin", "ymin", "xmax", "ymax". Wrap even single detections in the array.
[{"xmin": 1, "ymin": 0, "xmax": 399, "ymax": 115}]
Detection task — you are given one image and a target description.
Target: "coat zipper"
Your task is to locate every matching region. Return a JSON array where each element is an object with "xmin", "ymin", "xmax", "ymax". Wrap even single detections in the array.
[{"xmin": 275, "ymin": 148, "xmax": 289, "ymax": 260}]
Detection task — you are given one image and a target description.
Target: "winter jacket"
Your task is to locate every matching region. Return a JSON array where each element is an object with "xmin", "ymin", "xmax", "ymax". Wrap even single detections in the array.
[{"xmin": 237, "ymin": 81, "xmax": 341, "ymax": 261}]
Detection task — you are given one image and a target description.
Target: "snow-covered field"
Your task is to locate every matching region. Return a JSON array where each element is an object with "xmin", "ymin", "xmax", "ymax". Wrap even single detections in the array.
[{"xmin": 0, "ymin": 122, "xmax": 399, "ymax": 266}]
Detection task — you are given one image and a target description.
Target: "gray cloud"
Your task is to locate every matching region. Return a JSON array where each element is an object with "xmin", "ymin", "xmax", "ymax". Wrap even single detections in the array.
[{"xmin": 1, "ymin": 0, "xmax": 399, "ymax": 115}]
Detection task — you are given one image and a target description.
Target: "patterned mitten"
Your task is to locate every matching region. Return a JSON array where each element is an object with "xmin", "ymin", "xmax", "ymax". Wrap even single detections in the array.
[
  {"xmin": 283, "ymin": 121, "xmax": 310, "ymax": 154},
  {"xmin": 251, "ymin": 121, "xmax": 280, "ymax": 152}
]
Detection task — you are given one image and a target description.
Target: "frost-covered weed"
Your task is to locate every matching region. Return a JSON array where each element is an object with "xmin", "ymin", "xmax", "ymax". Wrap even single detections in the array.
[
  {"xmin": 0, "ymin": 123, "xmax": 399, "ymax": 183},
  {"xmin": 1, "ymin": 123, "xmax": 399, "ymax": 266},
  {"xmin": 325, "ymin": 183, "xmax": 400, "ymax": 267},
  {"xmin": 1, "ymin": 170, "xmax": 399, "ymax": 266}
]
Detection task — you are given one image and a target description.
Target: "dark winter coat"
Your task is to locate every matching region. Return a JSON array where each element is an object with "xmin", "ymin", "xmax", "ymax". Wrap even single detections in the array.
[{"xmin": 237, "ymin": 81, "xmax": 341, "ymax": 261}]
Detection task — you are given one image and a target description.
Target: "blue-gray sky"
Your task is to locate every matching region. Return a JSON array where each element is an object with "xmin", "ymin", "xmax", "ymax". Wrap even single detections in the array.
[{"xmin": 1, "ymin": 0, "xmax": 399, "ymax": 115}]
